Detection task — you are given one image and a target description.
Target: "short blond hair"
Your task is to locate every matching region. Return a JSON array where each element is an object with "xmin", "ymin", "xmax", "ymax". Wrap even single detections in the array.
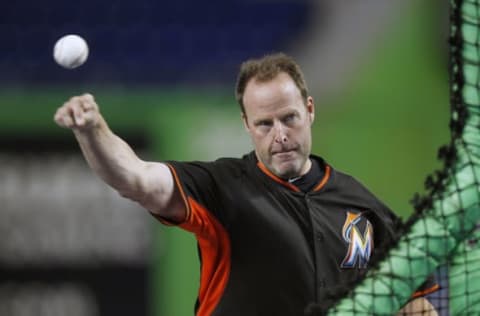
[{"xmin": 235, "ymin": 53, "xmax": 309, "ymax": 114}]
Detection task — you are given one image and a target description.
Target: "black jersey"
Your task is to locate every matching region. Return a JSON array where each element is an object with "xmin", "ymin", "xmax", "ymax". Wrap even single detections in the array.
[{"xmin": 153, "ymin": 152, "xmax": 431, "ymax": 316}]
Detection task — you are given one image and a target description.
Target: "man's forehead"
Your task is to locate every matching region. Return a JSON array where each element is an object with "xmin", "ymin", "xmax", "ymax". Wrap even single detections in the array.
[
  {"xmin": 244, "ymin": 75, "xmax": 300, "ymax": 105},
  {"xmin": 246, "ymin": 72, "xmax": 295, "ymax": 92}
]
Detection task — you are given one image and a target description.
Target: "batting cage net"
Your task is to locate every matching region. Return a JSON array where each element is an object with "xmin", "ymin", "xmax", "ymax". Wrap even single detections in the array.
[{"xmin": 306, "ymin": 0, "xmax": 480, "ymax": 315}]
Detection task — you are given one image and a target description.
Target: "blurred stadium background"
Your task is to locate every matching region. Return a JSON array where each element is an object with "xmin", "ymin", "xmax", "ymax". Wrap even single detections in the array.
[{"xmin": 0, "ymin": 0, "xmax": 450, "ymax": 315}]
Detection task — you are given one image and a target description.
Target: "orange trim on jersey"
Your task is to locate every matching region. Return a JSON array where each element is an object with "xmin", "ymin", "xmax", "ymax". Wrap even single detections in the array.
[
  {"xmin": 313, "ymin": 164, "xmax": 331, "ymax": 191},
  {"xmin": 411, "ymin": 284, "xmax": 440, "ymax": 299},
  {"xmin": 256, "ymin": 161, "xmax": 301, "ymax": 192},
  {"xmin": 257, "ymin": 161, "xmax": 331, "ymax": 192},
  {"xmin": 163, "ymin": 163, "xmax": 191, "ymax": 224},
  {"xmin": 179, "ymin": 197, "xmax": 231, "ymax": 316}
]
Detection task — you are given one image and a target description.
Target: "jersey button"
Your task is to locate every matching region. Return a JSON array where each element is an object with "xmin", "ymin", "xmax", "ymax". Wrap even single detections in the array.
[
  {"xmin": 315, "ymin": 232, "xmax": 324, "ymax": 242},
  {"xmin": 319, "ymin": 278, "xmax": 326, "ymax": 288}
]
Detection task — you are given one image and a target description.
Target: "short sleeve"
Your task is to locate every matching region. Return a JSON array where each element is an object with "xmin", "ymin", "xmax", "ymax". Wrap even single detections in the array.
[{"xmin": 158, "ymin": 160, "xmax": 225, "ymax": 234}]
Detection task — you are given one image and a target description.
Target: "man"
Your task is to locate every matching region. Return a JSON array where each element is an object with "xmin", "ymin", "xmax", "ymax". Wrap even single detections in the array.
[{"xmin": 54, "ymin": 53, "xmax": 437, "ymax": 315}]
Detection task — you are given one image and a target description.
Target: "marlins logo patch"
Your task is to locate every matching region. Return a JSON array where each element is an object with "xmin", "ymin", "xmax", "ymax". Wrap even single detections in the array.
[{"xmin": 340, "ymin": 212, "xmax": 374, "ymax": 269}]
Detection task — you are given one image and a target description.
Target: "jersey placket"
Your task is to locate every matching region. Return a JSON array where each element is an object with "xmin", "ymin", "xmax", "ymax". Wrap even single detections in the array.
[{"xmin": 303, "ymin": 192, "xmax": 327, "ymax": 302}]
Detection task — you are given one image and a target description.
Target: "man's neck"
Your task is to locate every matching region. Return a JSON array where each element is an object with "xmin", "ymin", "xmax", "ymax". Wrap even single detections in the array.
[
  {"xmin": 299, "ymin": 158, "xmax": 312, "ymax": 177},
  {"xmin": 288, "ymin": 158, "xmax": 324, "ymax": 192}
]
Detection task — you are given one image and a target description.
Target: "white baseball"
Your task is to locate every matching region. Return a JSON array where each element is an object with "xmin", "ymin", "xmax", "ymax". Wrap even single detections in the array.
[{"xmin": 53, "ymin": 34, "xmax": 89, "ymax": 69}]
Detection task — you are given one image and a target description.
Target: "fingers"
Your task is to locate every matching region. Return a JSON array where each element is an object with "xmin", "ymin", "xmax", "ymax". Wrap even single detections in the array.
[
  {"xmin": 80, "ymin": 93, "xmax": 99, "ymax": 113},
  {"xmin": 54, "ymin": 93, "xmax": 99, "ymax": 130},
  {"xmin": 54, "ymin": 106, "xmax": 74, "ymax": 128}
]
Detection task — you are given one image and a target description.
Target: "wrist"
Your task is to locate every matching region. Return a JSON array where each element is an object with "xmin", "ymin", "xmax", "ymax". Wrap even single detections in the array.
[{"xmin": 73, "ymin": 115, "xmax": 107, "ymax": 137}]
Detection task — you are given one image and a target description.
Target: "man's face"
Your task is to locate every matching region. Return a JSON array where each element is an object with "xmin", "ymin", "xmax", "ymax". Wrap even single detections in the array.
[{"xmin": 242, "ymin": 72, "xmax": 315, "ymax": 179}]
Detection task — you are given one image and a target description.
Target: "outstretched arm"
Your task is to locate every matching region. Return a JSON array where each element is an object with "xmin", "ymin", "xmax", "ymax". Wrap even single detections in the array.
[{"xmin": 54, "ymin": 93, "xmax": 185, "ymax": 222}]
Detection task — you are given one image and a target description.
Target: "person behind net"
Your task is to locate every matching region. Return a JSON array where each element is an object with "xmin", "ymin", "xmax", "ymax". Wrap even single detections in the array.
[{"xmin": 53, "ymin": 53, "xmax": 438, "ymax": 316}]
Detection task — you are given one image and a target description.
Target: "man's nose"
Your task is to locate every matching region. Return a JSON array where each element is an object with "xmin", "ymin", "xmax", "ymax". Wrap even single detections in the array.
[{"xmin": 273, "ymin": 122, "xmax": 288, "ymax": 143}]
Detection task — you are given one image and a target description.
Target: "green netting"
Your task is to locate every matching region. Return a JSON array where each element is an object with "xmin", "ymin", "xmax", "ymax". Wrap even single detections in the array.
[{"xmin": 306, "ymin": 0, "xmax": 480, "ymax": 315}]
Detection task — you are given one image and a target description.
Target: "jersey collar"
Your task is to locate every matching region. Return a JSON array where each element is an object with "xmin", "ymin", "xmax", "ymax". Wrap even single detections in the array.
[{"xmin": 255, "ymin": 154, "xmax": 331, "ymax": 193}]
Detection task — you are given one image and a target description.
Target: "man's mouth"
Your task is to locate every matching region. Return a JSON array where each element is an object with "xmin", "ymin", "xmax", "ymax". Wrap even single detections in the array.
[{"xmin": 272, "ymin": 149, "xmax": 297, "ymax": 156}]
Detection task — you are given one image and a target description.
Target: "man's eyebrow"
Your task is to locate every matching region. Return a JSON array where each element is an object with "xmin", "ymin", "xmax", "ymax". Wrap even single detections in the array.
[
  {"xmin": 280, "ymin": 109, "xmax": 299, "ymax": 118},
  {"xmin": 253, "ymin": 117, "xmax": 272, "ymax": 125}
]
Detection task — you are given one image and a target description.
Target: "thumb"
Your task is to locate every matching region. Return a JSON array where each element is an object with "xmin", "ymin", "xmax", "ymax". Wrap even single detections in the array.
[{"xmin": 72, "ymin": 105, "xmax": 85, "ymax": 126}]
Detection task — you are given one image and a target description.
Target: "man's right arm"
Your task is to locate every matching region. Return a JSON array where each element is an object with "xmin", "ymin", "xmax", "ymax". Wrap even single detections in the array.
[{"xmin": 54, "ymin": 93, "xmax": 186, "ymax": 223}]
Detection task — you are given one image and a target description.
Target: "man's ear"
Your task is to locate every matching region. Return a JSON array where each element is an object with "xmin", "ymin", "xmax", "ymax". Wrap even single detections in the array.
[{"xmin": 307, "ymin": 96, "xmax": 315, "ymax": 124}]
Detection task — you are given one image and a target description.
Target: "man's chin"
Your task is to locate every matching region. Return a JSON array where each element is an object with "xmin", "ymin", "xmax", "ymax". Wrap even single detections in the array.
[{"xmin": 272, "ymin": 163, "xmax": 300, "ymax": 180}]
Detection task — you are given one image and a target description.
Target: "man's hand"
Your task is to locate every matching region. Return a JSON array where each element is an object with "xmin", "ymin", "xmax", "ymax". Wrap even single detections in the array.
[
  {"xmin": 397, "ymin": 297, "xmax": 438, "ymax": 316},
  {"xmin": 54, "ymin": 93, "xmax": 101, "ymax": 130}
]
